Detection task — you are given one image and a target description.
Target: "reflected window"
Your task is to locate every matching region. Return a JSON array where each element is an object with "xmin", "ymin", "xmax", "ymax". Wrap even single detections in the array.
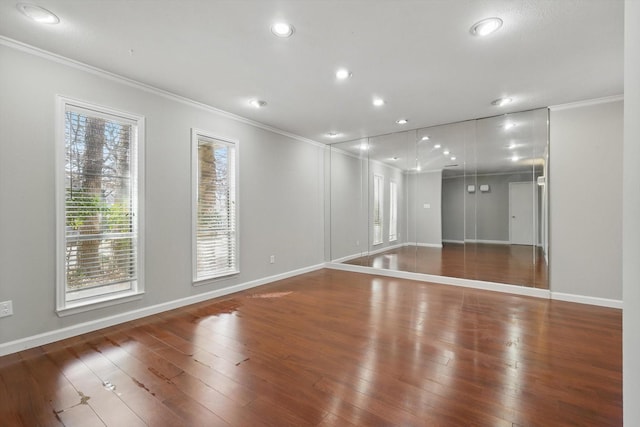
[
  {"xmin": 389, "ymin": 181, "xmax": 398, "ymax": 242},
  {"xmin": 373, "ymin": 174, "xmax": 384, "ymax": 245}
]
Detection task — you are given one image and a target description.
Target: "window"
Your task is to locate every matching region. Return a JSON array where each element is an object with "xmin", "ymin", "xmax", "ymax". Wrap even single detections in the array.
[
  {"xmin": 57, "ymin": 98, "xmax": 144, "ymax": 313},
  {"xmin": 192, "ymin": 130, "xmax": 238, "ymax": 282},
  {"xmin": 373, "ymin": 174, "xmax": 384, "ymax": 245},
  {"xmin": 389, "ymin": 181, "xmax": 398, "ymax": 242}
]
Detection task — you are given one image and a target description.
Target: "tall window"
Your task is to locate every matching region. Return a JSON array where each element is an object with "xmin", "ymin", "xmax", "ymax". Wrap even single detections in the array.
[
  {"xmin": 389, "ymin": 181, "xmax": 398, "ymax": 242},
  {"xmin": 57, "ymin": 98, "xmax": 144, "ymax": 313},
  {"xmin": 192, "ymin": 130, "xmax": 238, "ymax": 282},
  {"xmin": 373, "ymin": 174, "xmax": 384, "ymax": 245}
]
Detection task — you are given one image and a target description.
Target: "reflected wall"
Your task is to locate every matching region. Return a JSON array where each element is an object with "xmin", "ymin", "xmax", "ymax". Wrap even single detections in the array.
[{"xmin": 329, "ymin": 108, "xmax": 549, "ymax": 289}]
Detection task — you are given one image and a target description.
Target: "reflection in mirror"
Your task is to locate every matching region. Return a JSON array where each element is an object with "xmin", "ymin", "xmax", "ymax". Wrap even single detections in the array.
[{"xmin": 329, "ymin": 108, "xmax": 549, "ymax": 289}]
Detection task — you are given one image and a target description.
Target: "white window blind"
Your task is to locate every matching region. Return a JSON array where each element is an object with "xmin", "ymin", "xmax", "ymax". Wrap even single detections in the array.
[
  {"xmin": 60, "ymin": 101, "xmax": 142, "ymax": 308},
  {"xmin": 373, "ymin": 174, "xmax": 384, "ymax": 245},
  {"xmin": 389, "ymin": 181, "xmax": 398, "ymax": 242},
  {"xmin": 193, "ymin": 132, "xmax": 238, "ymax": 281}
]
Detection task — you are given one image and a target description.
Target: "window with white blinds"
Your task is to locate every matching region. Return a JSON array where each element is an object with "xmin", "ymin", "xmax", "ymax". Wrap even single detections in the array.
[
  {"xmin": 373, "ymin": 174, "xmax": 384, "ymax": 245},
  {"xmin": 192, "ymin": 130, "xmax": 238, "ymax": 282},
  {"xmin": 389, "ymin": 181, "xmax": 398, "ymax": 242},
  {"xmin": 57, "ymin": 98, "xmax": 144, "ymax": 312}
]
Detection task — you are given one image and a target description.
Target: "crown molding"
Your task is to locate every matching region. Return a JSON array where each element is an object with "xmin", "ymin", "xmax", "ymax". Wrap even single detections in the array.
[
  {"xmin": 0, "ymin": 36, "xmax": 325, "ymax": 149},
  {"xmin": 549, "ymin": 94, "xmax": 624, "ymax": 111}
]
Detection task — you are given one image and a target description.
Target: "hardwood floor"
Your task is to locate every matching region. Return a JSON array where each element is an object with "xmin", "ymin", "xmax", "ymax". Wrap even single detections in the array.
[
  {"xmin": 0, "ymin": 269, "xmax": 620, "ymax": 426},
  {"xmin": 345, "ymin": 243, "xmax": 549, "ymax": 289}
]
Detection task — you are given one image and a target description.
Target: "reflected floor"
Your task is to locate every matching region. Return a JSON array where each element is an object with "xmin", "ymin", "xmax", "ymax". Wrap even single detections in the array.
[{"xmin": 344, "ymin": 243, "xmax": 549, "ymax": 289}]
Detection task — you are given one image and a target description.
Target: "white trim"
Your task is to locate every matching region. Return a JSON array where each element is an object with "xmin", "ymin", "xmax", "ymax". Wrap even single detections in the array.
[
  {"xmin": 57, "ymin": 292, "xmax": 144, "ymax": 317},
  {"xmin": 0, "ymin": 263, "xmax": 325, "ymax": 357},
  {"xmin": 550, "ymin": 292, "xmax": 623, "ymax": 309},
  {"xmin": 55, "ymin": 96, "xmax": 145, "ymax": 314},
  {"xmin": 406, "ymin": 242, "xmax": 444, "ymax": 248},
  {"xmin": 0, "ymin": 36, "xmax": 324, "ymax": 149},
  {"xmin": 330, "ymin": 252, "xmax": 368, "ymax": 263},
  {"xmin": 330, "ymin": 242, "xmax": 407, "ymax": 263},
  {"xmin": 549, "ymin": 94, "xmax": 624, "ymax": 111},
  {"xmin": 191, "ymin": 129, "xmax": 240, "ymax": 283},
  {"xmin": 442, "ymin": 239, "xmax": 465, "ymax": 244},
  {"xmin": 464, "ymin": 239, "xmax": 510, "ymax": 245},
  {"xmin": 326, "ymin": 262, "xmax": 550, "ymax": 299},
  {"xmin": 369, "ymin": 242, "xmax": 406, "ymax": 255},
  {"xmin": 326, "ymin": 262, "xmax": 622, "ymax": 309}
]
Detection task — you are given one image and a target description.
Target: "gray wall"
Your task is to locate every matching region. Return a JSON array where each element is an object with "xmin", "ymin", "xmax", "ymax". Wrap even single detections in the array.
[
  {"xmin": 441, "ymin": 177, "xmax": 464, "ymax": 242},
  {"xmin": 0, "ymin": 43, "xmax": 325, "ymax": 345},
  {"xmin": 329, "ymin": 149, "xmax": 369, "ymax": 260},
  {"xmin": 624, "ymin": 1, "xmax": 640, "ymax": 424},
  {"xmin": 407, "ymin": 171, "xmax": 442, "ymax": 246},
  {"xmin": 549, "ymin": 99, "xmax": 623, "ymax": 300},
  {"xmin": 442, "ymin": 172, "xmax": 537, "ymax": 243}
]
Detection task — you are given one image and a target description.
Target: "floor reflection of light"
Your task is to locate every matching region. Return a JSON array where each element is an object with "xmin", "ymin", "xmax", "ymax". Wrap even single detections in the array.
[
  {"xmin": 193, "ymin": 312, "xmax": 240, "ymax": 350},
  {"xmin": 500, "ymin": 321, "xmax": 523, "ymax": 413}
]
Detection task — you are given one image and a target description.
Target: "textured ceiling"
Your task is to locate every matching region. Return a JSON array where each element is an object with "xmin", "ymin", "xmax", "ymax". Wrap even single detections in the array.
[{"xmin": 0, "ymin": 0, "xmax": 624, "ymax": 144}]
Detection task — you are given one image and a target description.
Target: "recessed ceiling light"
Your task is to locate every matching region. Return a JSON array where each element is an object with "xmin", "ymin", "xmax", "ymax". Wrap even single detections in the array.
[
  {"xmin": 421, "ymin": 136, "xmax": 430, "ymax": 141},
  {"xmin": 373, "ymin": 98, "xmax": 385, "ymax": 107},
  {"xmin": 271, "ymin": 22, "xmax": 294, "ymax": 37},
  {"xmin": 512, "ymin": 155, "xmax": 520, "ymax": 162},
  {"xmin": 491, "ymin": 97, "xmax": 512, "ymax": 107},
  {"xmin": 508, "ymin": 143, "xmax": 517, "ymax": 149},
  {"xmin": 504, "ymin": 122, "xmax": 516, "ymax": 130},
  {"xmin": 396, "ymin": 119, "xmax": 408, "ymax": 125},
  {"xmin": 391, "ymin": 157, "xmax": 399, "ymax": 161},
  {"xmin": 443, "ymin": 150, "xmax": 450, "ymax": 155},
  {"xmin": 470, "ymin": 17, "xmax": 503, "ymax": 37},
  {"xmin": 434, "ymin": 144, "xmax": 441, "ymax": 149},
  {"xmin": 336, "ymin": 69, "xmax": 352, "ymax": 80},
  {"xmin": 416, "ymin": 165, "xmax": 422, "ymax": 172},
  {"xmin": 326, "ymin": 132, "xmax": 342, "ymax": 138},
  {"xmin": 249, "ymin": 99, "xmax": 267, "ymax": 108},
  {"xmin": 359, "ymin": 143, "xmax": 369, "ymax": 151},
  {"xmin": 17, "ymin": 3, "xmax": 59, "ymax": 24},
  {"xmin": 451, "ymin": 156, "xmax": 457, "ymax": 161}
]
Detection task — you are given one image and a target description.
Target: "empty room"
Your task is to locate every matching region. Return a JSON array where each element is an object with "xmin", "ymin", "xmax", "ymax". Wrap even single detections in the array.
[{"xmin": 1, "ymin": 1, "xmax": 639, "ymax": 426}]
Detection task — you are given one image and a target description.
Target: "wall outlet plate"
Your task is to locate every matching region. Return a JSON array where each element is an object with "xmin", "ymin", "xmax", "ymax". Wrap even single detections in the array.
[{"xmin": 0, "ymin": 300, "xmax": 13, "ymax": 318}]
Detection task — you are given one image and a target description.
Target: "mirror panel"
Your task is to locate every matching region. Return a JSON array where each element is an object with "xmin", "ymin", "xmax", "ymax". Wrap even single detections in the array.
[{"xmin": 329, "ymin": 108, "xmax": 549, "ymax": 290}]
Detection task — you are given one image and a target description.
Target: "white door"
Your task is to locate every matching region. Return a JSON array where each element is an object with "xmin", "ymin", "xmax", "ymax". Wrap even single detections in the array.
[{"xmin": 509, "ymin": 181, "xmax": 536, "ymax": 245}]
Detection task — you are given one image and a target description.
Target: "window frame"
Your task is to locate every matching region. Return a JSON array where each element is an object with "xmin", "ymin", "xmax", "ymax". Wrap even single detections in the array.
[
  {"xmin": 373, "ymin": 173, "xmax": 384, "ymax": 245},
  {"xmin": 55, "ymin": 96, "xmax": 145, "ymax": 316},
  {"xmin": 389, "ymin": 180, "xmax": 398, "ymax": 242},
  {"xmin": 191, "ymin": 128, "xmax": 240, "ymax": 284}
]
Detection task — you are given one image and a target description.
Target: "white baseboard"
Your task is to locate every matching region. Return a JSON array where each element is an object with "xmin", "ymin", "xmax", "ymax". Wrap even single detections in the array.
[
  {"xmin": 442, "ymin": 239, "xmax": 464, "ymax": 244},
  {"xmin": 326, "ymin": 262, "xmax": 551, "ymax": 299},
  {"xmin": 327, "ymin": 262, "xmax": 623, "ymax": 309},
  {"xmin": 464, "ymin": 239, "xmax": 510, "ymax": 245},
  {"xmin": 405, "ymin": 242, "xmax": 443, "ymax": 248},
  {"xmin": 0, "ymin": 263, "xmax": 325, "ymax": 357},
  {"xmin": 330, "ymin": 242, "xmax": 406, "ymax": 263},
  {"xmin": 550, "ymin": 292, "xmax": 623, "ymax": 309}
]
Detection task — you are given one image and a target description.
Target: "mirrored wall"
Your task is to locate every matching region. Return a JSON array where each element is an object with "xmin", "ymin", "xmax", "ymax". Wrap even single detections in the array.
[{"xmin": 329, "ymin": 108, "xmax": 549, "ymax": 289}]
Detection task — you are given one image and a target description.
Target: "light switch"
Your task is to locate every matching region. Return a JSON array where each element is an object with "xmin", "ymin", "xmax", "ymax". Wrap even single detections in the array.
[{"xmin": 423, "ymin": 203, "xmax": 431, "ymax": 209}]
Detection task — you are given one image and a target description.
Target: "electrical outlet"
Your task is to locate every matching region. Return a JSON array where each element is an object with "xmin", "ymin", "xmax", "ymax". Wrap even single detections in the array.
[
  {"xmin": 269, "ymin": 255, "xmax": 275, "ymax": 264},
  {"xmin": 0, "ymin": 300, "xmax": 13, "ymax": 318}
]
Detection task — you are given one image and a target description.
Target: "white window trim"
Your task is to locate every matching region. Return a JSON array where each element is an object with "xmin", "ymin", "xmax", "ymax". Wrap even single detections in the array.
[
  {"xmin": 373, "ymin": 173, "xmax": 384, "ymax": 246},
  {"xmin": 389, "ymin": 180, "xmax": 398, "ymax": 242},
  {"xmin": 191, "ymin": 128, "xmax": 240, "ymax": 285},
  {"xmin": 55, "ymin": 96, "xmax": 145, "ymax": 316}
]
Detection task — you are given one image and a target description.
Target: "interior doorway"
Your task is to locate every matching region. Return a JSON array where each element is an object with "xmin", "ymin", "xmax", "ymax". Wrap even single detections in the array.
[{"xmin": 509, "ymin": 181, "xmax": 537, "ymax": 245}]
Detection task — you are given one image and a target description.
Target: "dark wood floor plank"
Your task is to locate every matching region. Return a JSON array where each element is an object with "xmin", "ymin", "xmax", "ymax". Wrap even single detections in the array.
[{"xmin": 0, "ymin": 269, "xmax": 621, "ymax": 426}]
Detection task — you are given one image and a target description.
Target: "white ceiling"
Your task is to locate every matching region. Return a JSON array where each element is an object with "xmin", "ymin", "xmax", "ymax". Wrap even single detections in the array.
[{"xmin": 0, "ymin": 0, "xmax": 623, "ymax": 144}]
